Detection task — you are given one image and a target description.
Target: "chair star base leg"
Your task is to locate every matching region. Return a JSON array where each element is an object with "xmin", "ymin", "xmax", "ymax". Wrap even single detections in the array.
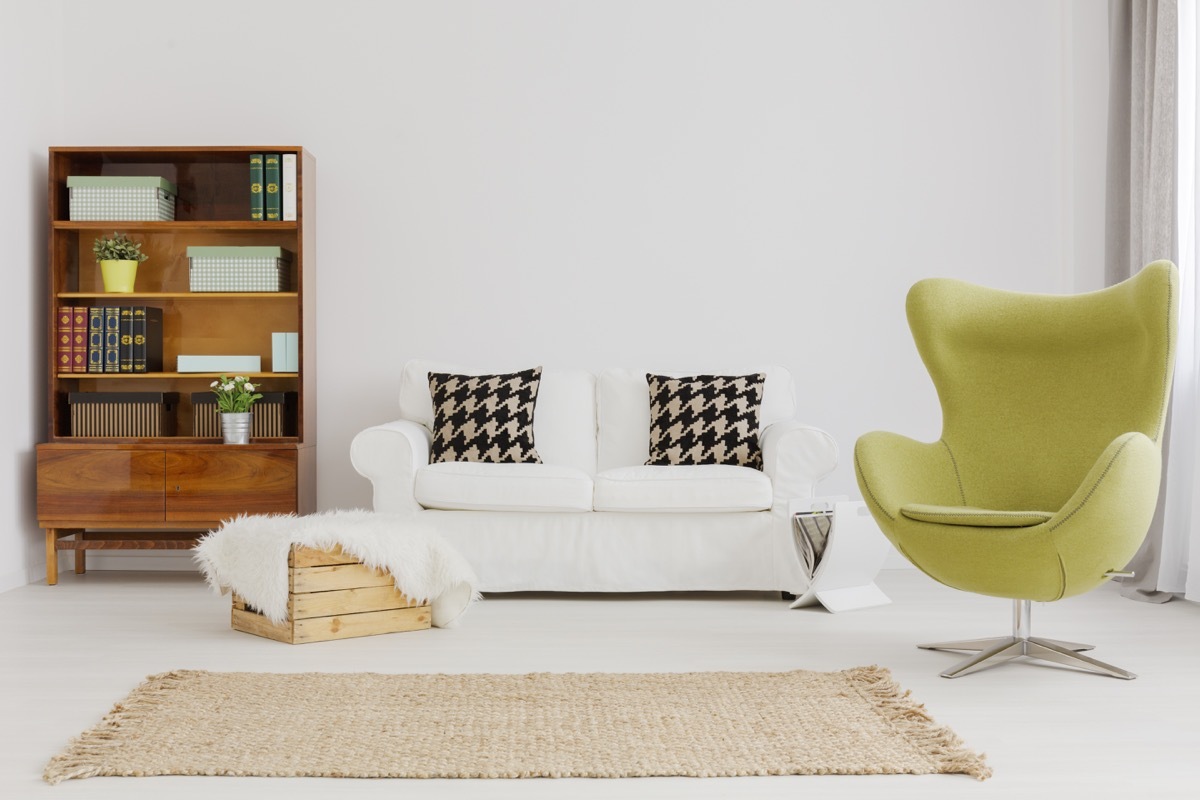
[
  {"xmin": 920, "ymin": 599, "xmax": 1132, "ymax": 679},
  {"xmin": 919, "ymin": 635, "xmax": 1094, "ymax": 653}
]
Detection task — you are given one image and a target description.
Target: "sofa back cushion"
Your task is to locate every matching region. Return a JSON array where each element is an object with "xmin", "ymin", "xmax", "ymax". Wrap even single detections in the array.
[
  {"xmin": 399, "ymin": 359, "xmax": 597, "ymax": 474},
  {"xmin": 596, "ymin": 366, "xmax": 797, "ymax": 473}
]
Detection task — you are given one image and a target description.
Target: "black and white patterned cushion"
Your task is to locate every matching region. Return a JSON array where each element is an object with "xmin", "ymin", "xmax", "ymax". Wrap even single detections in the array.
[
  {"xmin": 645, "ymin": 373, "xmax": 765, "ymax": 469},
  {"xmin": 428, "ymin": 368, "xmax": 543, "ymax": 464}
]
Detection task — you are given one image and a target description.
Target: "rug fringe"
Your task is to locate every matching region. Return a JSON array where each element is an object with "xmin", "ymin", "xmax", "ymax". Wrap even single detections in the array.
[
  {"xmin": 43, "ymin": 670, "xmax": 199, "ymax": 784},
  {"xmin": 845, "ymin": 666, "xmax": 993, "ymax": 781}
]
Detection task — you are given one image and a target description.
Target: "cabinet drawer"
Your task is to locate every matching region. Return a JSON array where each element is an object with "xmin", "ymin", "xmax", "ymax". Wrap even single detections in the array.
[
  {"xmin": 165, "ymin": 449, "xmax": 297, "ymax": 521},
  {"xmin": 37, "ymin": 449, "xmax": 165, "ymax": 521}
]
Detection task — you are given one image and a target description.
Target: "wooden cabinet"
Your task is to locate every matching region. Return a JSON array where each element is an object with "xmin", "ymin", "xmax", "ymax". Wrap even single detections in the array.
[
  {"xmin": 164, "ymin": 448, "xmax": 302, "ymax": 521},
  {"xmin": 37, "ymin": 147, "xmax": 317, "ymax": 584},
  {"xmin": 37, "ymin": 448, "xmax": 166, "ymax": 522}
]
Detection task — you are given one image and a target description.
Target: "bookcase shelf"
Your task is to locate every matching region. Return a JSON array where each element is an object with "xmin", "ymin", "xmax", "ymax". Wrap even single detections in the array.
[
  {"xmin": 38, "ymin": 146, "xmax": 317, "ymax": 585},
  {"xmin": 57, "ymin": 372, "xmax": 294, "ymax": 379},
  {"xmin": 57, "ymin": 292, "xmax": 299, "ymax": 300},
  {"xmin": 54, "ymin": 221, "xmax": 299, "ymax": 231}
]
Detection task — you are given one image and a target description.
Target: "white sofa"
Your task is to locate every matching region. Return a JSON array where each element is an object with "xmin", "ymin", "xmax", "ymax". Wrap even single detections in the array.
[{"xmin": 350, "ymin": 359, "xmax": 839, "ymax": 593}]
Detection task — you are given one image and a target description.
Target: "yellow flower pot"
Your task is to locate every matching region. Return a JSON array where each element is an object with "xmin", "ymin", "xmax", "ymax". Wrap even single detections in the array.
[{"xmin": 99, "ymin": 259, "xmax": 138, "ymax": 293}]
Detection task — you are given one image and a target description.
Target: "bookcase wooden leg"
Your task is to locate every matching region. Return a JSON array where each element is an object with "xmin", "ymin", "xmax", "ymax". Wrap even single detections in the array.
[
  {"xmin": 45, "ymin": 529, "xmax": 59, "ymax": 586},
  {"xmin": 74, "ymin": 533, "xmax": 86, "ymax": 574}
]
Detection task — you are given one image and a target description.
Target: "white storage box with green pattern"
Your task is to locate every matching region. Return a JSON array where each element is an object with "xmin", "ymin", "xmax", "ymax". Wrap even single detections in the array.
[
  {"xmin": 187, "ymin": 246, "xmax": 292, "ymax": 292},
  {"xmin": 67, "ymin": 176, "xmax": 177, "ymax": 221}
]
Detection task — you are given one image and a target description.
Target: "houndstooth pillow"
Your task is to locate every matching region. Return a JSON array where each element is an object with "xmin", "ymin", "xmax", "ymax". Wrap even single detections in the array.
[
  {"xmin": 428, "ymin": 368, "xmax": 543, "ymax": 464},
  {"xmin": 645, "ymin": 373, "xmax": 765, "ymax": 469}
]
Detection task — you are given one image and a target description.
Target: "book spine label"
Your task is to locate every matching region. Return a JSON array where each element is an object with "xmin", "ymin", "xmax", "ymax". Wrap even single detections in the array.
[
  {"xmin": 249, "ymin": 153, "xmax": 264, "ymax": 221},
  {"xmin": 281, "ymin": 153, "xmax": 297, "ymax": 221},
  {"xmin": 71, "ymin": 306, "xmax": 88, "ymax": 373},
  {"xmin": 118, "ymin": 307, "xmax": 134, "ymax": 372},
  {"xmin": 56, "ymin": 306, "xmax": 72, "ymax": 375},
  {"xmin": 103, "ymin": 306, "xmax": 120, "ymax": 373},
  {"xmin": 87, "ymin": 307, "xmax": 104, "ymax": 373},
  {"xmin": 264, "ymin": 153, "xmax": 281, "ymax": 221}
]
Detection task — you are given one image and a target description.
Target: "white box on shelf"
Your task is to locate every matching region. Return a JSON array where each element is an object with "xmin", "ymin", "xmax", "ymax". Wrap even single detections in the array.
[
  {"xmin": 187, "ymin": 246, "xmax": 291, "ymax": 292},
  {"xmin": 285, "ymin": 332, "xmax": 299, "ymax": 371},
  {"xmin": 272, "ymin": 333, "xmax": 287, "ymax": 372},
  {"xmin": 177, "ymin": 355, "xmax": 262, "ymax": 373},
  {"xmin": 67, "ymin": 176, "xmax": 177, "ymax": 221},
  {"xmin": 271, "ymin": 332, "xmax": 298, "ymax": 372}
]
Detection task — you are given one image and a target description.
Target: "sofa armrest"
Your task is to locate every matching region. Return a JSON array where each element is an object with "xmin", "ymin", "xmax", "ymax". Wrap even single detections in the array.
[
  {"xmin": 349, "ymin": 419, "xmax": 432, "ymax": 513},
  {"xmin": 760, "ymin": 420, "xmax": 838, "ymax": 501}
]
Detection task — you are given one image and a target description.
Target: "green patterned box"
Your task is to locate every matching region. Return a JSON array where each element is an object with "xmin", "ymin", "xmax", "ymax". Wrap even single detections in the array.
[
  {"xmin": 67, "ymin": 176, "xmax": 177, "ymax": 221},
  {"xmin": 187, "ymin": 246, "xmax": 292, "ymax": 292}
]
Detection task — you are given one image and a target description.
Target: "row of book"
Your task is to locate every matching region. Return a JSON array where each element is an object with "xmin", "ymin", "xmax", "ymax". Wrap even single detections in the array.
[
  {"xmin": 56, "ymin": 306, "xmax": 164, "ymax": 375},
  {"xmin": 249, "ymin": 153, "xmax": 297, "ymax": 222}
]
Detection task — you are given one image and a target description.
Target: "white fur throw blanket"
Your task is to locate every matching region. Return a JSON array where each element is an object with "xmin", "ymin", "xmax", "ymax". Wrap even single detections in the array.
[{"xmin": 193, "ymin": 509, "xmax": 479, "ymax": 628}]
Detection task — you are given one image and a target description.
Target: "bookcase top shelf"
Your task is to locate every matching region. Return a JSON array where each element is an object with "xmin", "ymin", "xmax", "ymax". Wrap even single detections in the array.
[
  {"xmin": 54, "ymin": 221, "xmax": 299, "ymax": 232},
  {"xmin": 49, "ymin": 145, "xmax": 308, "ymax": 158},
  {"xmin": 57, "ymin": 292, "xmax": 299, "ymax": 300},
  {"xmin": 59, "ymin": 372, "xmax": 296, "ymax": 380}
]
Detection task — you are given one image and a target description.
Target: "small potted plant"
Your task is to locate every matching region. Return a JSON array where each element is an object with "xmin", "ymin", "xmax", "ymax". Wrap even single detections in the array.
[
  {"xmin": 93, "ymin": 232, "xmax": 149, "ymax": 293},
  {"xmin": 211, "ymin": 375, "xmax": 263, "ymax": 444}
]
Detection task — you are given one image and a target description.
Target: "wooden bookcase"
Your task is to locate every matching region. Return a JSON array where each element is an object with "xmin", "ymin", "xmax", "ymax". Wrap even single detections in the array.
[{"xmin": 37, "ymin": 146, "xmax": 317, "ymax": 584}]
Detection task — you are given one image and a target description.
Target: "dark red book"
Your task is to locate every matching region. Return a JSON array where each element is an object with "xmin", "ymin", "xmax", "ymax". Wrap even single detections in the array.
[
  {"xmin": 71, "ymin": 306, "xmax": 88, "ymax": 373},
  {"xmin": 56, "ymin": 306, "xmax": 72, "ymax": 375}
]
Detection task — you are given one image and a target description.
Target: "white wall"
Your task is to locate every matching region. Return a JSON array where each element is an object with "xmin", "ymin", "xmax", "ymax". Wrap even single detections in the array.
[
  {"xmin": 2, "ymin": 1, "xmax": 1110, "ymax": 583},
  {"xmin": 1069, "ymin": 0, "xmax": 1111, "ymax": 293},
  {"xmin": 0, "ymin": 2, "xmax": 63, "ymax": 590}
]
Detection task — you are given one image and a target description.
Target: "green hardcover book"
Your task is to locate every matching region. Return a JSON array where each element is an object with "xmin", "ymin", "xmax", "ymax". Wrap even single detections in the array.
[
  {"xmin": 87, "ymin": 307, "xmax": 104, "ymax": 373},
  {"xmin": 264, "ymin": 153, "xmax": 281, "ymax": 221},
  {"xmin": 118, "ymin": 307, "xmax": 134, "ymax": 373},
  {"xmin": 249, "ymin": 153, "xmax": 264, "ymax": 221},
  {"xmin": 132, "ymin": 306, "xmax": 164, "ymax": 373},
  {"xmin": 103, "ymin": 306, "xmax": 120, "ymax": 374}
]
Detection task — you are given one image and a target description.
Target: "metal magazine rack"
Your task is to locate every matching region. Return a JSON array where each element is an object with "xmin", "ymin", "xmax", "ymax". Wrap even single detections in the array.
[{"xmin": 788, "ymin": 496, "xmax": 892, "ymax": 612}]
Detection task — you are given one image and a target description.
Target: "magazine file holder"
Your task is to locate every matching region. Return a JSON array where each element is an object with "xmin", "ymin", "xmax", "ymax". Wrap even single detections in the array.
[{"xmin": 788, "ymin": 497, "xmax": 891, "ymax": 612}]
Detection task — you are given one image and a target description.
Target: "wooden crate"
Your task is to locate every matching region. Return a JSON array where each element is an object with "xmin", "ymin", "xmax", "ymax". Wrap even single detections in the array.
[{"xmin": 231, "ymin": 544, "xmax": 431, "ymax": 644}]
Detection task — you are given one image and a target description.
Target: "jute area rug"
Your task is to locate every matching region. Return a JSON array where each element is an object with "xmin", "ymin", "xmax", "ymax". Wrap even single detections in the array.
[{"xmin": 44, "ymin": 666, "xmax": 991, "ymax": 783}]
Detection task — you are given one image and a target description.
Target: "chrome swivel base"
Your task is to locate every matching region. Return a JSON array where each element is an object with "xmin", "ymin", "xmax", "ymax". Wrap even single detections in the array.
[{"xmin": 918, "ymin": 599, "xmax": 1136, "ymax": 680}]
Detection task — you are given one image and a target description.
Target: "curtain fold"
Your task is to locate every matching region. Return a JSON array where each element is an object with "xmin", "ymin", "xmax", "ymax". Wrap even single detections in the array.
[
  {"xmin": 1106, "ymin": 0, "xmax": 1182, "ymax": 602},
  {"xmin": 1163, "ymin": 0, "xmax": 1200, "ymax": 602}
]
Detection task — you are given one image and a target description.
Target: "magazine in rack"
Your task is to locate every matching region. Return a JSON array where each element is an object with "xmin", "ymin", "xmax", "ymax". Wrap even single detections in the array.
[{"xmin": 788, "ymin": 497, "xmax": 892, "ymax": 612}]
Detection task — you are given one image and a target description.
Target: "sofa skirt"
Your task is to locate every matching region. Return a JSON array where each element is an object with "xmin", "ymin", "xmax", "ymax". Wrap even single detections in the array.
[{"xmin": 421, "ymin": 506, "xmax": 806, "ymax": 593}]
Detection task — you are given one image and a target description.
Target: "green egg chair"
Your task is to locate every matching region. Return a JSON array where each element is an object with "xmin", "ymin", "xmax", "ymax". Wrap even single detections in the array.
[{"xmin": 854, "ymin": 261, "xmax": 1177, "ymax": 679}]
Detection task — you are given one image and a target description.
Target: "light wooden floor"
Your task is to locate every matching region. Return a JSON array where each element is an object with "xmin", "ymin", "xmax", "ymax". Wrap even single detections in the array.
[{"xmin": 2, "ymin": 568, "xmax": 1197, "ymax": 799}]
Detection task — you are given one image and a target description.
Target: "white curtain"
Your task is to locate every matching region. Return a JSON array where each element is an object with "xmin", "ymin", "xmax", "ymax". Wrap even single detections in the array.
[
  {"xmin": 1109, "ymin": 0, "xmax": 1200, "ymax": 602},
  {"xmin": 1159, "ymin": 0, "xmax": 1200, "ymax": 601}
]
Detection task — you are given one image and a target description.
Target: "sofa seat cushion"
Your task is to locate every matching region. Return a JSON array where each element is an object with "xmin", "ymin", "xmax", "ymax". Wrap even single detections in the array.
[
  {"xmin": 593, "ymin": 465, "xmax": 773, "ymax": 512},
  {"xmin": 415, "ymin": 462, "xmax": 593, "ymax": 512}
]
